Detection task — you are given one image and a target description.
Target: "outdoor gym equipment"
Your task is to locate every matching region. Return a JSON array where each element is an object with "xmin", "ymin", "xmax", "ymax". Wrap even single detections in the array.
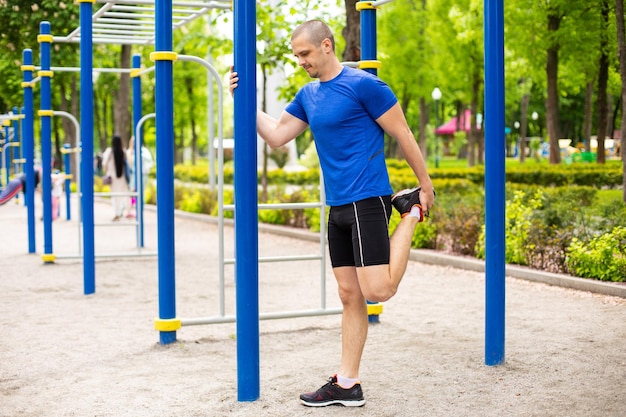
[{"xmin": 17, "ymin": 0, "xmax": 506, "ymax": 403}]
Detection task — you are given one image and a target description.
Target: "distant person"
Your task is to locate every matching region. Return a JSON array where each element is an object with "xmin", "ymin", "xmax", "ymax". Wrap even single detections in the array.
[
  {"xmin": 126, "ymin": 136, "xmax": 154, "ymax": 217},
  {"xmin": 51, "ymin": 170, "xmax": 64, "ymax": 220},
  {"xmin": 94, "ymin": 152, "xmax": 103, "ymax": 176},
  {"xmin": 102, "ymin": 135, "xmax": 130, "ymax": 221}
]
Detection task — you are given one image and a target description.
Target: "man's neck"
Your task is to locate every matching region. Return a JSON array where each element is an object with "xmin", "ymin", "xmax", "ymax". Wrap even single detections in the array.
[{"xmin": 319, "ymin": 60, "xmax": 344, "ymax": 82}]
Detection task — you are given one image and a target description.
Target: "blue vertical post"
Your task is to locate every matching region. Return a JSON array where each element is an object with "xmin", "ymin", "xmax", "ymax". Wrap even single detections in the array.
[
  {"xmin": 22, "ymin": 49, "xmax": 36, "ymax": 254},
  {"xmin": 79, "ymin": 0, "xmax": 96, "ymax": 294},
  {"xmin": 153, "ymin": 0, "xmax": 179, "ymax": 345},
  {"xmin": 359, "ymin": 1, "xmax": 377, "ymax": 76},
  {"xmin": 131, "ymin": 54, "xmax": 145, "ymax": 247},
  {"xmin": 359, "ymin": 0, "xmax": 382, "ymax": 323},
  {"xmin": 484, "ymin": 0, "xmax": 506, "ymax": 366},
  {"xmin": 233, "ymin": 0, "xmax": 260, "ymax": 402},
  {"xmin": 39, "ymin": 21, "xmax": 54, "ymax": 264},
  {"xmin": 63, "ymin": 143, "xmax": 72, "ymax": 220},
  {"xmin": 12, "ymin": 106, "xmax": 20, "ymax": 176}
]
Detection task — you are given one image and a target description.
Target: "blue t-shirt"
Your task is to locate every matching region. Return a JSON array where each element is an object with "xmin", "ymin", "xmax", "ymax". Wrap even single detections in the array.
[{"xmin": 286, "ymin": 66, "xmax": 397, "ymax": 206}]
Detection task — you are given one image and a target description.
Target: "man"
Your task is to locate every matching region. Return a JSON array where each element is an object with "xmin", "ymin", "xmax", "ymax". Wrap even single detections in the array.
[{"xmin": 230, "ymin": 19, "xmax": 435, "ymax": 407}]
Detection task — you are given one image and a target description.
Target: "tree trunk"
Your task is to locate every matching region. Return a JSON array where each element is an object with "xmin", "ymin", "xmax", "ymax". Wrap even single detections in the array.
[
  {"xmin": 583, "ymin": 81, "xmax": 593, "ymax": 151},
  {"xmin": 59, "ymin": 83, "xmax": 70, "ymax": 170},
  {"xmin": 417, "ymin": 0, "xmax": 427, "ymax": 162},
  {"xmin": 519, "ymin": 92, "xmax": 529, "ymax": 163},
  {"xmin": 342, "ymin": 0, "xmax": 360, "ymax": 62},
  {"xmin": 616, "ymin": 0, "xmax": 626, "ymax": 202},
  {"xmin": 546, "ymin": 12, "xmax": 562, "ymax": 164},
  {"xmin": 611, "ymin": 95, "xmax": 620, "ymax": 137},
  {"xmin": 472, "ymin": 67, "xmax": 483, "ymax": 165},
  {"xmin": 607, "ymin": 94, "xmax": 614, "ymax": 136},
  {"xmin": 596, "ymin": 0, "xmax": 610, "ymax": 164},
  {"xmin": 94, "ymin": 89, "xmax": 107, "ymax": 153},
  {"xmin": 467, "ymin": 107, "xmax": 475, "ymax": 167},
  {"xmin": 390, "ymin": 87, "xmax": 411, "ymax": 159},
  {"xmin": 185, "ymin": 76, "xmax": 198, "ymax": 165},
  {"xmin": 114, "ymin": 44, "xmax": 132, "ymax": 146},
  {"xmin": 261, "ymin": 64, "xmax": 268, "ymax": 203},
  {"xmin": 177, "ymin": 124, "xmax": 184, "ymax": 164},
  {"xmin": 70, "ymin": 75, "xmax": 79, "ymax": 180}
]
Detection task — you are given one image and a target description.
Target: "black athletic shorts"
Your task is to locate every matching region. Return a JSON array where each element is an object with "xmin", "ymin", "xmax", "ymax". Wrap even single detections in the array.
[{"xmin": 327, "ymin": 195, "xmax": 392, "ymax": 268}]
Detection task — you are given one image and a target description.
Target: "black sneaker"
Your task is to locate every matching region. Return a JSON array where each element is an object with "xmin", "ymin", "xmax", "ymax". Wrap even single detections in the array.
[
  {"xmin": 391, "ymin": 186, "xmax": 423, "ymax": 220},
  {"xmin": 299, "ymin": 375, "xmax": 365, "ymax": 407}
]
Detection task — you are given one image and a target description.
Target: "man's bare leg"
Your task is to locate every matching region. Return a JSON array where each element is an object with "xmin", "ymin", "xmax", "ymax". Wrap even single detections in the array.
[
  {"xmin": 357, "ymin": 215, "xmax": 420, "ymax": 302},
  {"xmin": 334, "ymin": 266, "xmax": 368, "ymax": 379}
]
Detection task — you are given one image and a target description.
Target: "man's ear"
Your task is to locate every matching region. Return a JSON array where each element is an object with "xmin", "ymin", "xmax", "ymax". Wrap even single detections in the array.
[{"xmin": 321, "ymin": 38, "xmax": 333, "ymax": 53}]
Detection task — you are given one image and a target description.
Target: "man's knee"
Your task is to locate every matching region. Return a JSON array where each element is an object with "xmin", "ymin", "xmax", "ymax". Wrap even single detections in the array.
[{"xmin": 361, "ymin": 286, "xmax": 396, "ymax": 303}]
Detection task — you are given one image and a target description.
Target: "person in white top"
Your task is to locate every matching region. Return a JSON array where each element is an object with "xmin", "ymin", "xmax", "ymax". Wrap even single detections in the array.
[{"xmin": 102, "ymin": 135, "xmax": 130, "ymax": 221}]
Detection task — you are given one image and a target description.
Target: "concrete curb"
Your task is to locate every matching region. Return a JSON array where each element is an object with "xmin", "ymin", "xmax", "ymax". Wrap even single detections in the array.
[{"xmin": 171, "ymin": 208, "xmax": 626, "ymax": 299}]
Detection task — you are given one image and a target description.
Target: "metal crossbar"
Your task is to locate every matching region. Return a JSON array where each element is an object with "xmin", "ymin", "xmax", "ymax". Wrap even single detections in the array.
[{"xmin": 53, "ymin": 0, "xmax": 231, "ymax": 45}]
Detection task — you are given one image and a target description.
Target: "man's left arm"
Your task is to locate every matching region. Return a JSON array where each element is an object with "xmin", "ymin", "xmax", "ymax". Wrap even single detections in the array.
[{"xmin": 376, "ymin": 102, "xmax": 435, "ymax": 211}]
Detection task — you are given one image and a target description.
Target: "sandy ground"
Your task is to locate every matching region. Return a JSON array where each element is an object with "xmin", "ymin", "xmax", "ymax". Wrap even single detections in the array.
[{"xmin": 1, "ymin": 197, "xmax": 625, "ymax": 417}]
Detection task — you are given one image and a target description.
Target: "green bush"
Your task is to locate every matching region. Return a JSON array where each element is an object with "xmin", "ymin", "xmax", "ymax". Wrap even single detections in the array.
[
  {"xmin": 413, "ymin": 220, "xmax": 438, "ymax": 249},
  {"xmin": 566, "ymin": 226, "xmax": 626, "ymax": 282},
  {"xmin": 178, "ymin": 189, "xmax": 217, "ymax": 214},
  {"xmin": 162, "ymin": 160, "xmax": 626, "ymax": 282},
  {"xmin": 258, "ymin": 204, "xmax": 286, "ymax": 225},
  {"xmin": 476, "ymin": 190, "xmax": 543, "ymax": 265},
  {"xmin": 385, "ymin": 160, "xmax": 622, "ymax": 189},
  {"xmin": 589, "ymin": 191, "xmax": 626, "ymax": 233}
]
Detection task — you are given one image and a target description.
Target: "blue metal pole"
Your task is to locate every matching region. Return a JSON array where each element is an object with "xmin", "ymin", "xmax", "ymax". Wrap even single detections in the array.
[
  {"xmin": 132, "ymin": 54, "xmax": 145, "ymax": 247},
  {"xmin": 233, "ymin": 0, "xmax": 260, "ymax": 402},
  {"xmin": 39, "ymin": 21, "xmax": 54, "ymax": 264},
  {"xmin": 484, "ymin": 0, "xmax": 506, "ymax": 366},
  {"xmin": 154, "ymin": 0, "xmax": 177, "ymax": 345},
  {"xmin": 79, "ymin": 0, "xmax": 96, "ymax": 294},
  {"xmin": 12, "ymin": 106, "xmax": 19, "ymax": 176},
  {"xmin": 360, "ymin": 0, "xmax": 381, "ymax": 323},
  {"xmin": 63, "ymin": 143, "xmax": 72, "ymax": 220},
  {"xmin": 22, "ymin": 49, "xmax": 36, "ymax": 254},
  {"xmin": 360, "ymin": 1, "xmax": 377, "ymax": 76}
]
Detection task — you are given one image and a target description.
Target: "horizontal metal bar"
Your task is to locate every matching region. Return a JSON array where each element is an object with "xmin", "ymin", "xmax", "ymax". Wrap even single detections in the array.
[
  {"xmin": 97, "ymin": 17, "xmax": 155, "ymax": 25},
  {"xmin": 93, "ymin": 222, "xmax": 138, "ymax": 227},
  {"xmin": 92, "ymin": 191, "xmax": 138, "ymax": 197},
  {"xmin": 110, "ymin": 4, "xmax": 152, "ymax": 12},
  {"xmin": 223, "ymin": 254, "xmax": 324, "ymax": 265},
  {"xmin": 181, "ymin": 308, "xmax": 343, "ymax": 326},
  {"xmin": 56, "ymin": 37, "xmax": 155, "ymax": 46},
  {"xmin": 97, "ymin": 0, "xmax": 230, "ymax": 6},
  {"xmin": 223, "ymin": 202, "xmax": 323, "ymax": 211},
  {"xmin": 93, "ymin": 28, "xmax": 155, "ymax": 36},
  {"xmin": 56, "ymin": 251, "xmax": 157, "ymax": 259},
  {"xmin": 94, "ymin": 23, "xmax": 155, "ymax": 31},
  {"xmin": 103, "ymin": 11, "xmax": 155, "ymax": 19}
]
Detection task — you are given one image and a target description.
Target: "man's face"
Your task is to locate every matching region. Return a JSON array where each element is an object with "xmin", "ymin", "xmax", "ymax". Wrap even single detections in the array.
[{"xmin": 291, "ymin": 34, "xmax": 325, "ymax": 79}]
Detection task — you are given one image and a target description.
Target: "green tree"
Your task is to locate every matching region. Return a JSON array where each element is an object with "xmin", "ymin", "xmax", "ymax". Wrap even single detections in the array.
[
  {"xmin": 0, "ymin": 0, "xmax": 81, "ymax": 167},
  {"xmin": 378, "ymin": 0, "xmax": 430, "ymax": 160},
  {"xmin": 617, "ymin": 0, "xmax": 626, "ymax": 202},
  {"xmin": 424, "ymin": 0, "xmax": 485, "ymax": 166}
]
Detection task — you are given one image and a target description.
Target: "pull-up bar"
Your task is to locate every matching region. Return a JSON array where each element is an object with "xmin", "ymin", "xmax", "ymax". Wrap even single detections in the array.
[{"xmin": 53, "ymin": 0, "xmax": 232, "ymax": 45}]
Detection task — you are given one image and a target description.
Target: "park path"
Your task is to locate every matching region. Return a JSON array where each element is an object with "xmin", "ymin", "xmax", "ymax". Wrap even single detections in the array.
[{"xmin": 0, "ymin": 196, "xmax": 625, "ymax": 417}]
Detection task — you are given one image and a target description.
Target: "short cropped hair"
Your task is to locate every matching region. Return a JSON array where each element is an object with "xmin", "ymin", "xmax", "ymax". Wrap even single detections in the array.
[{"xmin": 292, "ymin": 19, "xmax": 335, "ymax": 52}]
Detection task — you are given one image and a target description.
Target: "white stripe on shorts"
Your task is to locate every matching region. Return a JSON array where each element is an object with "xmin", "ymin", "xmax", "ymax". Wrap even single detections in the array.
[{"xmin": 352, "ymin": 201, "xmax": 365, "ymax": 267}]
